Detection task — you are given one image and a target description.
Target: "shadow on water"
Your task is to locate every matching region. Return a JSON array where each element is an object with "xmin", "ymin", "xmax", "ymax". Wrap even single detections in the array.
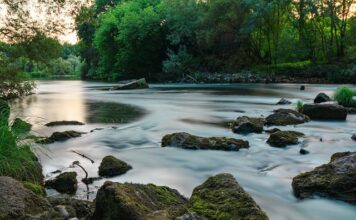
[{"xmin": 85, "ymin": 102, "xmax": 146, "ymax": 124}]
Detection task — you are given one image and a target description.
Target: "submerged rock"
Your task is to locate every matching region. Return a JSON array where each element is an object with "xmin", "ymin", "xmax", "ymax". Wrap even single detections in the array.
[
  {"xmin": 232, "ymin": 116, "xmax": 264, "ymax": 134},
  {"xmin": 0, "ymin": 176, "xmax": 57, "ymax": 220},
  {"xmin": 265, "ymin": 128, "xmax": 281, "ymax": 134},
  {"xmin": 91, "ymin": 181, "xmax": 187, "ymax": 220},
  {"xmin": 267, "ymin": 130, "xmax": 304, "ymax": 148},
  {"xmin": 300, "ymin": 85, "xmax": 305, "ymax": 90},
  {"xmin": 45, "ymin": 121, "xmax": 85, "ymax": 126},
  {"xmin": 45, "ymin": 172, "xmax": 78, "ymax": 194},
  {"xmin": 292, "ymin": 152, "xmax": 356, "ymax": 204},
  {"xmin": 302, "ymin": 104, "xmax": 347, "ymax": 120},
  {"xmin": 111, "ymin": 78, "xmax": 149, "ymax": 90},
  {"xmin": 37, "ymin": 130, "xmax": 83, "ymax": 144},
  {"xmin": 276, "ymin": 98, "xmax": 291, "ymax": 105},
  {"xmin": 187, "ymin": 173, "xmax": 268, "ymax": 220},
  {"xmin": 314, "ymin": 93, "xmax": 331, "ymax": 103},
  {"xmin": 98, "ymin": 156, "xmax": 132, "ymax": 177},
  {"xmin": 352, "ymin": 134, "xmax": 356, "ymax": 141},
  {"xmin": 299, "ymin": 148, "xmax": 310, "ymax": 155},
  {"xmin": 11, "ymin": 118, "xmax": 32, "ymax": 135},
  {"xmin": 162, "ymin": 132, "xmax": 249, "ymax": 151},
  {"xmin": 266, "ymin": 109, "xmax": 310, "ymax": 126}
]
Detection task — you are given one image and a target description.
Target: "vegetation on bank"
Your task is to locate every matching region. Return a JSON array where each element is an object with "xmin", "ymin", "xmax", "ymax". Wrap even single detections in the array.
[{"xmin": 0, "ymin": 100, "xmax": 43, "ymax": 194}]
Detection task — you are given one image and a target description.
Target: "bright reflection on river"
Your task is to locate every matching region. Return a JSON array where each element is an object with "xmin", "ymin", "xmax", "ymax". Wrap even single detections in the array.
[{"xmin": 11, "ymin": 81, "xmax": 356, "ymax": 220}]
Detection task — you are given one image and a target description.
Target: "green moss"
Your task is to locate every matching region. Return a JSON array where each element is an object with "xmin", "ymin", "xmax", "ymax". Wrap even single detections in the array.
[
  {"xmin": 11, "ymin": 118, "xmax": 32, "ymax": 135},
  {"xmin": 23, "ymin": 181, "xmax": 45, "ymax": 196}
]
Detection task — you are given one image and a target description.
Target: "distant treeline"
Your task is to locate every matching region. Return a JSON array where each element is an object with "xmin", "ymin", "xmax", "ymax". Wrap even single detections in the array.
[{"xmin": 76, "ymin": 0, "xmax": 356, "ymax": 81}]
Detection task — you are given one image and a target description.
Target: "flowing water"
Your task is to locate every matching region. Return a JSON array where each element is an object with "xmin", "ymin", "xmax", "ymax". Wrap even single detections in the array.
[{"xmin": 10, "ymin": 81, "xmax": 356, "ymax": 220}]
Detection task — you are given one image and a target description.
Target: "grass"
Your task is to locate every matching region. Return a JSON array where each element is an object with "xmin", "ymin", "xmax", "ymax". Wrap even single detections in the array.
[
  {"xmin": 0, "ymin": 100, "xmax": 43, "ymax": 185},
  {"xmin": 334, "ymin": 86, "xmax": 355, "ymax": 107},
  {"xmin": 296, "ymin": 100, "xmax": 304, "ymax": 113}
]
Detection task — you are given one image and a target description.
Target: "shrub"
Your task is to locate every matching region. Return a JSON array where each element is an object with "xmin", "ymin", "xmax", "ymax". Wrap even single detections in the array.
[
  {"xmin": 334, "ymin": 86, "xmax": 355, "ymax": 107},
  {"xmin": 296, "ymin": 100, "xmax": 304, "ymax": 113}
]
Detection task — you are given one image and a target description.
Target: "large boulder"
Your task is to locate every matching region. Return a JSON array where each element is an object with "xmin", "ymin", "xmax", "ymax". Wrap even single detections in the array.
[
  {"xmin": 45, "ymin": 121, "xmax": 84, "ymax": 126},
  {"xmin": 91, "ymin": 181, "xmax": 187, "ymax": 220},
  {"xmin": 98, "ymin": 156, "xmax": 132, "ymax": 177},
  {"xmin": 0, "ymin": 176, "xmax": 58, "ymax": 220},
  {"xmin": 292, "ymin": 152, "xmax": 356, "ymax": 204},
  {"xmin": 302, "ymin": 104, "xmax": 347, "ymax": 120},
  {"xmin": 187, "ymin": 173, "xmax": 268, "ymax": 220},
  {"xmin": 267, "ymin": 130, "xmax": 304, "ymax": 148},
  {"xmin": 45, "ymin": 172, "xmax": 78, "ymax": 194},
  {"xmin": 314, "ymin": 93, "xmax": 331, "ymax": 103},
  {"xmin": 266, "ymin": 109, "xmax": 310, "ymax": 126},
  {"xmin": 37, "ymin": 130, "xmax": 83, "ymax": 144},
  {"xmin": 112, "ymin": 78, "xmax": 149, "ymax": 90},
  {"xmin": 162, "ymin": 132, "xmax": 249, "ymax": 151},
  {"xmin": 232, "ymin": 116, "xmax": 264, "ymax": 134}
]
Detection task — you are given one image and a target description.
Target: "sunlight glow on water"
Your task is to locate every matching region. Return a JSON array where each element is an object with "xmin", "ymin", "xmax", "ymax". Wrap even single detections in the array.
[{"xmin": 10, "ymin": 81, "xmax": 356, "ymax": 220}]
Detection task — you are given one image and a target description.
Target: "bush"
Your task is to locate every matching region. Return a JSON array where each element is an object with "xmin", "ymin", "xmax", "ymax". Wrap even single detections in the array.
[
  {"xmin": 296, "ymin": 100, "xmax": 304, "ymax": 113},
  {"xmin": 334, "ymin": 86, "xmax": 355, "ymax": 107}
]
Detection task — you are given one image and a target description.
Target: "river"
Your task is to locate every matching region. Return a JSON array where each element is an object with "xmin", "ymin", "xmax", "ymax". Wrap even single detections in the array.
[{"xmin": 10, "ymin": 81, "xmax": 356, "ymax": 220}]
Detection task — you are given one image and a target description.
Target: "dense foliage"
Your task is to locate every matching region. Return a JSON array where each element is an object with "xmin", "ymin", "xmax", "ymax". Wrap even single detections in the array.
[{"xmin": 76, "ymin": 0, "xmax": 356, "ymax": 81}]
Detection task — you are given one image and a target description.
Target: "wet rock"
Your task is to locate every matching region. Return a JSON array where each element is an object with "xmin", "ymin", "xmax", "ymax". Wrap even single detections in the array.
[
  {"xmin": 0, "ymin": 176, "xmax": 57, "ymax": 220},
  {"xmin": 91, "ymin": 181, "xmax": 187, "ymax": 220},
  {"xmin": 302, "ymin": 104, "xmax": 347, "ymax": 120},
  {"xmin": 232, "ymin": 116, "xmax": 264, "ymax": 134},
  {"xmin": 162, "ymin": 132, "xmax": 249, "ymax": 151},
  {"xmin": 276, "ymin": 98, "xmax": 291, "ymax": 105},
  {"xmin": 314, "ymin": 93, "xmax": 331, "ymax": 103},
  {"xmin": 346, "ymin": 107, "xmax": 356, "ymax": 114},
  {"xmin": 45, "ymin": 121, "xmax": 85, "ymax": 126},
  {"xmin": 352, "ymin": 134, "xmax": 356, "ymax": 141},
  {"xmin": 112, "ymin": 78, "xmax": 149, "ymax": 90},
  {"xmin": 37, "ymin": 130, "xmax": 83, "ymax": 144},
  {"xmin": 299, "ymin": 149, "xmax": 309, "ymax": 155},
  {"xmin": 11, "ymin": 118, "xmax": 32, "ymax": 135},
  {"xmin": 267, "ymin": 130, "xmax": 304, "ymax": 148},
  {"xmin": 265, "ymin": 128, "xmax": 281, "ymax": 134},
  {"xmin": 48, "ymin": 196, "xmax": 94, "ymax": 220},
  {"xmin": 187, "ymin": 173, "xmax": 268, "ymax": 220},
  {"xmin": 98, "ymin": 156, "xmax": 132, "ymax": 177},
  {"xmin": 292, "ymin": 152, "xmax": 356, "ymax": 204},
  {"xmin": 300, "ymin": 85, "xmax": 305, "ymax": 90},
  {"xmin": 82, "ymin": 177, "xmax": 102, "ymax": 185},
  {"xmin": 266, "ymin": 109, "xmax": 310, "ymax": 126},
  {"xmin": 45, "ymin": 172, "xmax": 78, "ymax": 194}
]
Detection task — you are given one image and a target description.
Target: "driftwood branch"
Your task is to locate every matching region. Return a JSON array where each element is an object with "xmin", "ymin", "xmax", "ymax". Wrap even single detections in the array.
[{"xmin": 71, "ymin": 150, "xmax": 94, "ymax": 163}]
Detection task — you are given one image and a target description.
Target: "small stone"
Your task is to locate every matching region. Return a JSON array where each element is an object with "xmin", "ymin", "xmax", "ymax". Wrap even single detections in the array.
[
  {"xmin": 232, "ymin": 116, "xmax": 264, "ymax": 134},
  {"xmin": 300, "ymin": 85, "xmax": 305, "ymax": 90},
  {"xmin": 299, "ymin": 149, "xmax": 309, "ymax": 155},
  {"xmin": 45, "ymin": 172, "xmax": 78, "ymax": 194},
  {"xmin": 352, "ymin": 134, "xmax": 356, "ymax": 141},
  {"xmin": 98, "ymin": 156, "xmax": 132, "ymax": 177},
  {"xmin": 314, "ymin": 93, "xmax": 331, "ymax": 104},
  {"xmin": 276, "ymin": 98, "xmax": 292, "ymax": 105},
  {"xmin": 267, "ymin": 130, "xmax": 304, "ymax": 148}
]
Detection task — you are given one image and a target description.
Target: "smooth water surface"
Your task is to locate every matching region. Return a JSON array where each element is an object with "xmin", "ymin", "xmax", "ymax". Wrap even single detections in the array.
[{"xmin": 11, "ymin": 81, "xmax": 356, "ymax": 220}]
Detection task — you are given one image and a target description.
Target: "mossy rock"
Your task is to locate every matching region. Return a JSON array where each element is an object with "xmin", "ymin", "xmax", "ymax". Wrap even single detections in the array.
[
  {"xmin": 91, "ymin": 181, "xmax": 187, "ymax": 220},
  {"xmin": 267, "ymin": 130, "xmax": 304, "ymax": 148},
  {"xmin": 98, "ymin": 155, "xmax": 132, "ymax": 177},
  {"xmin": 23, "ymin": 181, "xmax": 46, "ymax": 196},
  {"xmin": 232, "ymin": 116, "xmax": 264, "ymax": 134},
  {"xmin": 36, "ymin": 130, "xmax": 83, "ymax": 144},
  {"xmin": 266, "ymin": 109, "xmax": 310, "ymax": 126},
  {"xmin": 292, "ymin": 151, "xmax": 356, "ymax": 204},
  {"xmin": 187, "ymin": 173, "xmax": 269, "ymax": 220},
  {"xmin": 12, "ymin": 118, "xmax": 32, "ymax": 135},
  {"xmin": 45, "ymin": 121, "xmax": 85, "ymax": 126},
  {"xmin": 162, "ymin": 132, "xmax": 249, "ymax": 151},
  {"xmin": 45, "ymin": 172, "xmax": 78, "ymax": 194}
]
